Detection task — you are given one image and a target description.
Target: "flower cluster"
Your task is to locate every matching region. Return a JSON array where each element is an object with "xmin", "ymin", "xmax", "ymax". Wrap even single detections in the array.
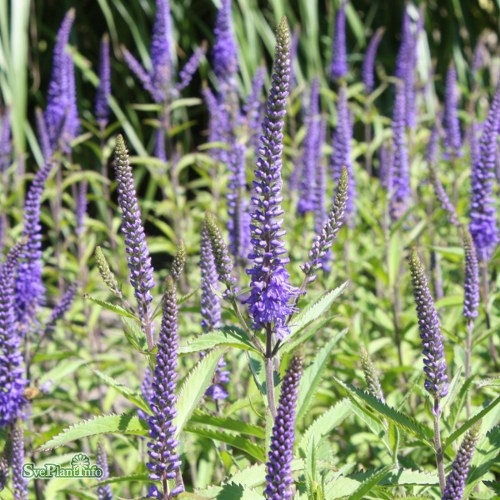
[
  {"xmin": 11, "ymin": 423, "xmax": 28, "ymax": 500},
  {"xmin": 15, "ymin": 160, "xmax": 56, "ymax": 327},
  {"xmin": 146, "ymin": 276, "xmax": 183, "ymax": 497},
  {"xmin": 95, "ymin": 34, "xmax": 111, "ymax": 131},
  {"xmin": 469, "ymin": 84, "xmax": 500, "ymax": 262},
  {"xmin": 246, "ymin": 18, "xmax": 296, "ymax": 340},
  {"xmin": 362, "ymin": 28, "xmax": 384, "ymax": 94},
  {"xmin": 0, "ymin": 242, "xmax": 27, "ymax": 427},
  {"xmin": 0, "ymin": 109, "xmax": 11, "ymax": 173},
  {"xmin": 442, "ymin": 424, "xmax": 480, "ymax": 500},
  {"xmin": 330, "ymin": 1, "xmax": 348, "ymax": 80},
  {"xmin": 212, "ymin": 0, "xmax": 238, "ymax": 88},
  {"xmin": 389, "ymin": 81, "xmax": 411, "ymax": 221},
  {"xmin": 301, "ymin": 167, "xmax": 348, "ymax": 282},
  {"xmin": 409, "ymin": 250, "xmax": 448, "ymax": 403},
  {"xmin": 96, "ymin": 441, "xmax": 113, "ymax": 500},
  {"xmin": 443, "ymin": 64, "xmax": 462, "ymax": 159},
  {"xmin": 360, "ymin": 347, "xmax": 385, "ymax": 403},
  {"xmin": 113, "ymin": 135, "xmax": 156, "ymax": 348},
  {"xmin": 264, "ymin": 354, "xmax": 303, "ymax": 499},
  {"xmin": 462, "ymin": 229, "xmax": 480, "ymax": 322}
]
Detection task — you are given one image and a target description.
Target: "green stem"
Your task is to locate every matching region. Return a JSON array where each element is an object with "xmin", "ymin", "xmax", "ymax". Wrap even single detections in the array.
[{"xmin": 433, "ymin": 398, "xmax": 446, "ymax": 494}]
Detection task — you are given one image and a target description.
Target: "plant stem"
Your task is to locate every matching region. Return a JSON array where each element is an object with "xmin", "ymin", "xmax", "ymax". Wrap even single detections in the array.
[
  {"xmin": 465, "ymin": 320, "xmax": 473, "ymax": 418},
  {"xmin": 433, "ymin": 398, "xmax": 446, "ymax": 494},
  {"xmin": 265, "ymin": 324, "xmax": 277, "ymax": 419}
]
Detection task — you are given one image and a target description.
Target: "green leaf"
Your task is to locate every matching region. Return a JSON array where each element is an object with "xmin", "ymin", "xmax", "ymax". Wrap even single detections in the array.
[
  {"xmin": 84, "ymin": 295, "xmax": 137, "ymax": 320},
  {"xmin": 39, "ymin": 414, "xmax": 148, "ymax": 451},
  {"xmin": 289, "ymin": 283, "xmax": 348, "ymax": 337},
  {"xmin": 299, "ymin": 399, "xmax": 352, "ymax": 454},
  {"xmin": 296, "ymin": 330, "xmax": 347, "ymax": 421},
  {"xmin": 189, "ymin": 411, "xmax": 265, "ymax": 439},
  {"xmin": 179, "ymin": 327, "xmax": 258, "ymax": 355},
  {"xmin": 38, "ymin": 359, "xmax": 86, "ymax": 385},
  {"xmin": 443, "ymin": 396, "xmax": 500, "ymax": 451},
  {"xmin": 174, "ymin": 349, "xmax": 225, "ymax": 436},
  {"xmin": 332, "ymin": 378, "xmax": 434, "ymax": 445},
  {"xmin": 347, "ymin": 465, "xmax": 394, "ymax": 500},
  {"xmin": 90, "ymin": 369, "xmax": 151, "ymax": 415},
  {"xmin": 185, "ymin": 425, "xmax": 265, "ymax": 462}
]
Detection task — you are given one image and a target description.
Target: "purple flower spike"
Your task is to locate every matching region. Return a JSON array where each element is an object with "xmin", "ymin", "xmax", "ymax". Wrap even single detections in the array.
[
  {"xmin": 227, "ymin": 143, "xmax": 250, "ymax": 264},
  {"xmin": 362, "ymin": 28, "xmax": 384, "ymax": 94},
  {"xmin": 44, "ymin": 283, "xmax": 78, "ymax": 335},
  {"xmin": 330, "ymin": 1, "xmax": 348, "ymax": 80},
  {"xmin": 379, "ymin": 141, "xmax": 394, "ymax": 190},
  {"xmin": 95, "ymin": 34, "xmax": 111, "ymax": 131},
  {"xmin": 389, "ymin": 81, "xmax": 411, "ymax": 221},
  {"xmin": 469, "ymin": 84, "xmax": 500, "ymax": 262},
  {"xmin": 331, "ymin": 85, "xmax": 355, "ymax": 220},
  {"xmin": 200, "ymin": 224, "xmax": 222, "ymax": 333},
  {"xmin": 45, "ymin": 9, "xmax": 75, "ymax": 150},
  {"xmin": 298, "ymin": 78, "xmax": 320, "ymax": 216},
  {"xmin": 61, "ymin": 48, "xmax": 79, "ymax": 153},
  {"xmin": 313, "ymin": 118, "xmax": 327, "ymax": 236},
  {"xmin": 15, "ymin": 161, "xmax": 56, "ymax": 327},
  {"xmin": 302, "ymin": 167, "xmax": 348, "ymax": 283},
  {"xmin": 11, "ymin": 423, "xmax": 28, "ymax": 500},
  {"xmin": 122, "ymin": 48, "xmax": 156, "ymax": 99},
  {"xmin": 442, "ymin": 424, "xmax": 480, "ymax": 500},
  {"xmin": 150, "ymin": 0, "xmax": 174, "ymax": 102},
  {"xmin": 176, "ymin": 46, "xmax": 206, "ymax": 92},
  {"xmin": 0, "ymin": 242, "xmax": 27, "ymax": 427},
  {"xmin": 443, "ymin": 64, "xmax": 462, "ymax": 159},
  {"xmin": 113, "ymin": 135, "xmax": 156, "ymax": 349},
  {"xmin": 409, "ymin": 250, "xmax": 448, "ymax": 404},
  {"xmin": 35, "ymin": 108, "xmax": 52, "ymax": 162},
  {"xmin": 154, "ymin": 128, "xmax": 167, "ymax": 162},
  {"xmin": 462, "ymin": 229, "xmax": 480, "ymax": 323},
  {"xmin": 96, "ymin": 441, "xmax": 113, "ymax": 500},
  {"xmin": 146, "ymin": 276, "xmax": 183, "ymax": 496},
  {"xmin": 137, "ymin": 367, "xmax": 154, "ymax": 421},
  {"xmin": 264, "ymin": 354, "xmax": 303, "ymax": 500},
  {"xmin": 0, "ymin": 109, "xmax": 11, "ymax": 173},
  {"xmin": 213, "ymin": 0, "xmax": 238, "ymax": 87},
  {"xmin": 246, "ymin": 18, "xmax": 296, "ymax": 341}
]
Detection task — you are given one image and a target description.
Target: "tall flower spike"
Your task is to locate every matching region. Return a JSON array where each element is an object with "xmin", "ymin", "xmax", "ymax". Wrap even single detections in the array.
[
  {"xmin": 227, "ymin": 143, "xmax": 250, "ymax": 264},
  {"xmin": 44, "ymin": 283, "xmax": 78, "ymax": 336},
  {"xmin": 246, "ymin": 17, "xmax": 296, "ymax": 341},
  {"xmin": 15, "ymin": 161, "xmax": 56, "ymax": 327},
  {"xmin": 200, "ymin": 227, "xmax": 228, "ymax": 400},
  {"xmin": 95, "ymin": 246, "xmax": 124, "ymax": 300},
  {"xmin": 200, "ymin": 224, "xmax": 222, "ymax": 333},
  {"xmin": 301, "ymin": 167, "xmax": 348, "ymax": 282},
  {"xmin": 298, "ymin": 78, "xmax": 320, "ymax": 216},
  {"xmin": 442, "ymin": 423, "xmax": 481, "ymax": 500},
  {"xmin": 313, "ymin": 118, "xmax": 327, "ymax": 236},
  {"xmin": 469, "ymin": 84, "xmax": 500, "ymax": 262},
  {"xmin": 204, "ymin": 212, "xmax": 235, "ymax": 287},
  {"xmin": 429, "ymin": 165, "xmax": 459, "ymax": 226},
  {"xmin": 0, "ymin": 242, "xmax": 27, "ymax": 427},
  {"xmin": 150, "ymin": 0, "xmax": 174, "ymax": 102},
  {"xmin": 96, "ymin": 441, "xmax": 113, "ymax": 500},
  {"xmin": 462, "ymin": 228, "xmax": 480, "ymax": 322},
  {"xmin": 176, "ymin": 46, "xmax": 206, "ymax": 92},
  {"xmin": 113, "ymin": 135, "xmax": 156, "ymax": 349},
  {"xmin": 331, "ymin": 85, "xmax": 355, "ymax": 220},
  {"xmin": 360, "ymin": 346, "xmax": 385, "ymax": 403},
  {"xmin": 379, "ymin": 141, "xmax": 394, "ymax": 190},
  {"xmin": 409, "ymin": 250, "xmax": 448, "ymax": 403},
  {"xmin": 362, "ymin": 28, "xmax": 384, "ymax": 94},
  {"xmin": 61, "ymin": 47, "xmax": 79, "ymax": 153},
  {"xmin": 11, "ymin": 422, "xmax": 28, "ymax": 500},
  {"xmin": 146, "ymin": 276, "xmax": 183, "ymax": 497},
  {"xmin": 330, "ymin": 1, "xmax": 348, "ymax": 80},
  {"xmin": 443, "ymin": 64, "xmax": 462, "ymax": 159},
  {"xmin": 95, "ymin": 34, "xmax": 111, "ymax": 131},
  {"xmin": 0, "ymin": 109, "xmax": 11, "ymax": 173},
  {"xmin": 170, "ymin": 240, "xmax": 186, "ymax": 283},
  {"xmin": 137, "ymin": 366, "xmax": 153, "ymax": 421},
  {"xmin": 45, "ymin": 9, "xmax": 75, "ymax": 150},
  {"xmin": 122, "ymin": 48, "xmax": 156, "ymax": 98},
  {"xmin": 0, "ymin": 454, "xmax": 8, "ymax": 492},
  {"xmin": 212, "ymin": 0, "xmax": 238, "ymax": 87},
  {"xmin": 35, "ymin": 107, "xmax": 52, "ymax": 162},
  {"xmin": 389, "ymin": 81, "xmax": 411, "ymax": 221},
  {"xmin": 264, "ymin": 354, "xmax": 303, "ymax": 499}
]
